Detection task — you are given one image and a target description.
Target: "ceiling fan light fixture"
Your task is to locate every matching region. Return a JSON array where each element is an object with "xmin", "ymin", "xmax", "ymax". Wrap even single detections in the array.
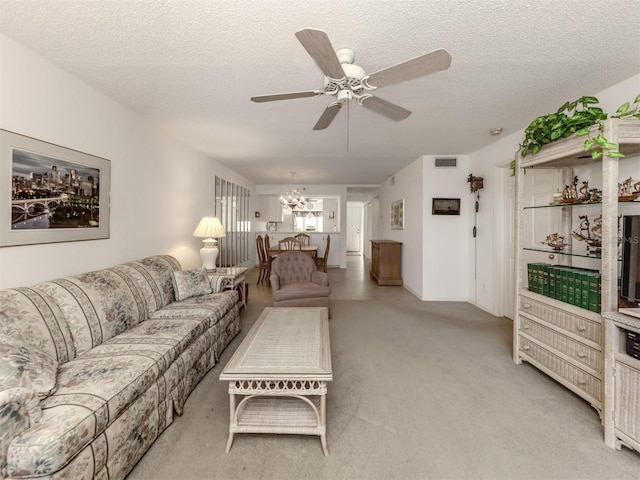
[{"xmin": 280, "ymin": 172, "xmax": 307, "ymax": 209}]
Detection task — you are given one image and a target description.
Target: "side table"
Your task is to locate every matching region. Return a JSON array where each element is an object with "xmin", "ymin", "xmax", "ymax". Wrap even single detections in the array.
[{"xmin": 208, "ymin": 267, "xmax": 248, "ymax": 309}]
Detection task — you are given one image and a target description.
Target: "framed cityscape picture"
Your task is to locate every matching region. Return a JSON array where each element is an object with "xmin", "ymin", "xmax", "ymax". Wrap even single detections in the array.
[
  {"xmin": 1, "ymin": 130, "xmax": 111, "ymax": 246},
  {"xmin": 390, "ymin": 199, "xmax": 404, "ymax": 230}
]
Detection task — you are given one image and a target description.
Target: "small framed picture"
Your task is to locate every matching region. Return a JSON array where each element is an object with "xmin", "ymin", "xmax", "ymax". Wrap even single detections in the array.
[
  {"xmin": 390, "ymin": 199, "xmax": 404, "ymax": 230},
  {"xmin": 432, "ymin": 198, "xmax": 460, "ymax": 215}
]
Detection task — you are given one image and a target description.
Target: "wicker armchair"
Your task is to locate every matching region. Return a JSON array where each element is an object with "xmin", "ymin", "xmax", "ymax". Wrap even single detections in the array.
[{"xmin": 270, "ymin": 251, "xmax": 330, "ymax": 310}]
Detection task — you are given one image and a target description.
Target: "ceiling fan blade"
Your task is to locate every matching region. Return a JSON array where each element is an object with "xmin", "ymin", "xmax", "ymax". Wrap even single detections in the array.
[
  {"xmin": 251, "ymin": 91, "xmax": 322, "ymax": 103},
  {"xmin": 360, "ymin": 96, "xmax": 412, "ymax": 121},
  {"xmin": 366, "ymin": 49, "xmax": 451, "ymax": 89},
  {"xmin": 295, "ymin": 28, "xmax": 345, "ymax": 80},
  {"xmin": 313, "ymin": 103, "xmax": 342, "ymax": 130}
]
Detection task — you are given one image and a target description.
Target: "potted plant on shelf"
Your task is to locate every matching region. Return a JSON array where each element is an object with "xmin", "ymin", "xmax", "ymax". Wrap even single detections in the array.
[{"xmin": 519, "ymin": 94, "xmax": 640, "ymax": 160}]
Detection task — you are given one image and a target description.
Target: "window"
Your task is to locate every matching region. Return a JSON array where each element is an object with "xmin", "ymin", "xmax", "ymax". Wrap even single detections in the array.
[{"xmin": 214, "ymin": 176, "xmax": 250, "ymax": 267}]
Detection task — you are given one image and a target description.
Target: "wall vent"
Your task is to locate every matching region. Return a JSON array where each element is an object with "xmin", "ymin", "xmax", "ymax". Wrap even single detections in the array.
[{"xmin": 435, "ymin": 157, "xmax": 457, "ymax": 168}]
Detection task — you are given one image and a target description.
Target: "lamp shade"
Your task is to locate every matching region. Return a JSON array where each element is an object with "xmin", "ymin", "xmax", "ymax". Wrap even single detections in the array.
[{"xmin": 193, "ymin": 216, "xmax": 226, "ymax": 239}]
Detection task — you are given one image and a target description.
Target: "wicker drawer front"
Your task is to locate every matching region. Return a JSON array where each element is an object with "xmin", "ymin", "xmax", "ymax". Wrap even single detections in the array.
[
  {"xmin": 615, "ymin": 362, "xmax": 640, "ymax": 442},
  {"xmin": 519, "ymin": 295, "xmax": 601, "ymax": 343},
  {"xmin": 520, "ymin": 317, "xmax": 602, "ymax": 372},
  {"xmin": 519, "ymin": 336, "xmax": 602, "ymax": 401}
]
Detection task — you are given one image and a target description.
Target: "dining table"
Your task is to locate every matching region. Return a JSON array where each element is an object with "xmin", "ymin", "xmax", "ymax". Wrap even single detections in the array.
[{"xmin": 268, "ymin": 245, "xmax": 318, "ymax": 261}]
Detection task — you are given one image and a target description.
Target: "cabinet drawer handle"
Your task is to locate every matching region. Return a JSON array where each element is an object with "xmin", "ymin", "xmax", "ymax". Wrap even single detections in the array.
[
  {"xmin": 577, "ymin": 379, "xmax": 587, "ymax": 386},
  {"xmin": 522, "ymin": 344, "xmax": 531, "ymax": 351},
  {"xmin": 577, "ymin": 325, "xmax": 587, "ymax": 332},
  {"xmin": 522, "ymin": 324, "xmax": 530, "ymax": 330},
  {"xmin": 522, "ymin": 303, "xmax": 531, "ymax": 309},
  {"xmin": 577, "ymin": 352, "xmax": 587, "ymax": 359}
]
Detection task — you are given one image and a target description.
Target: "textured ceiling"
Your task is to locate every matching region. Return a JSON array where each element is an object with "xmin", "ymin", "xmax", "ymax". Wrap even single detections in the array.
[{"xmin": 1, "ymin": 0, "xmax": 639, "ymax": 186}]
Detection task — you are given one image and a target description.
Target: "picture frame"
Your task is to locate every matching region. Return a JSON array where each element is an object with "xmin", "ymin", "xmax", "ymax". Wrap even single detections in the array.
[
  {"xmin": 1, "ymin": 129, "xmax": 111, "ymax": 246},
  {"xmin": 390, "ymin": 199, "xmax": 404, "ymax": 230},
  {"xmin": 432, "ymin": 198, "xmax": 461, "ymax": 215}
]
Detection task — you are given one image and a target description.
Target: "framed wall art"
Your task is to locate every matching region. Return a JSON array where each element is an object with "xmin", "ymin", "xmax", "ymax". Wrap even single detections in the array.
[
  {"xmin": 1, "ymin": 129, "xmax": 111, "ymax": 247},
  {"xmin": 390, "ymin": 199, "xmax": 404, "ymax": 230},
  {"xmin": 432, "ymin": 198, "xmax": 461, "ymax": 215}
]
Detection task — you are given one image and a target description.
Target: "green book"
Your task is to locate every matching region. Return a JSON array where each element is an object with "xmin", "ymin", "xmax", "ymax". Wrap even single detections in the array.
[
  {"xmin": 567, "ymin": 269, "xmax": 576, "ymax": 306},
  {"xmin": 580, "ymin": 271, "xmax": 591, "ymax": 310},
  {"xmin": 573, "ymin": 270, "xmax": 582, "ymax": 308},
  {"xmin": 527, "ymin": 263, "xmax": 535, "ymax": 292},
  {"xmin": 560, "ymin": 268, "xmax": 570, "ymax": 303},
  {"xmin": 548, "ymin": 266, "xmax": 556, "ymax": 299},
  {"xmin": 555, "ymin": 267, "xmax": 565, "ymax": 300},
  {"xmin": 588, "ymin": 273, "xmax": 601, "ymax": 313},
  {"xmin": 542, "ymin": 265, "xmax": 550, "ymax": 297}
]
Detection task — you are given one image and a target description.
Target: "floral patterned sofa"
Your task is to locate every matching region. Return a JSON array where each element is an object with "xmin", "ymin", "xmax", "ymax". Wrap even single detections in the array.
[{"xmin": 0, "ymin": 255, "xmax": 241, "ymax": 480}]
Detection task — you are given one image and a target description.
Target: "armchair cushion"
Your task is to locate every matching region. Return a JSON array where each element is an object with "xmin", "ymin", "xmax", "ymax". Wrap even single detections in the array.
[{"xmin": 272, "ymin": 282, "xmax": 330, "ymax": 302}]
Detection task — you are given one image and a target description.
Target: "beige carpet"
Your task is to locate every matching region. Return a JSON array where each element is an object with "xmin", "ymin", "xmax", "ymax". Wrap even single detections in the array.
[{"xmin": 127, "ymin": 259, "xmax": 639, "ymax": 480}]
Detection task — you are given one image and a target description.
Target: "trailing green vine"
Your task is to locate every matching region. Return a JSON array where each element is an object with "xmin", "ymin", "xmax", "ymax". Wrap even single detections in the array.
[{"xmin": 519, "ymin": 94, "xmax": 640, "ymax": 159}]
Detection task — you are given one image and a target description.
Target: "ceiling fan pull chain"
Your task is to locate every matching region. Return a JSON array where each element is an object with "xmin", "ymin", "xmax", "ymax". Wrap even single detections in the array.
[{"xmin": 347, "ymin": 100, "xmax": 350, "ymax": 151}]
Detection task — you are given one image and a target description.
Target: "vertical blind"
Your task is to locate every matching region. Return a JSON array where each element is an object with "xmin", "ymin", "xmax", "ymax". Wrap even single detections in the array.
[{"xmin": 214, "ymin": 176, "xmax": 250, "ymax": 267}]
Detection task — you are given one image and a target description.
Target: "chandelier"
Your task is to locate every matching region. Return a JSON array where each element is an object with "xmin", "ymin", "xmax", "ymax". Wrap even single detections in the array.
[{"xmin": 280, "ymin": 172, "xmax": 307, "ymax": 209}]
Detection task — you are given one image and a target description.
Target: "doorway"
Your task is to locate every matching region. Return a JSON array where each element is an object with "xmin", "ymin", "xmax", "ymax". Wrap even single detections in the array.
[{"xmin": 347, "ymin": 202, "xmax": 365, "ymax": 255}]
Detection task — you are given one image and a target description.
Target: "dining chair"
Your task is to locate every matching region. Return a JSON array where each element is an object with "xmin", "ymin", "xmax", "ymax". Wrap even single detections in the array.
[
  {"xmin": 278, "ymin": 237, "xmax": 302, "ymax": 251},
  {"xmin": 294, "ymin": 233, "xmax": 311, "ymax": 246},
  {"xmin": 316, "ymin": 234, "xmax": 330, "ymax": 272},
  {"xmin": 256, "ymin": 235, "xmax": 270, "ymax": 284}
]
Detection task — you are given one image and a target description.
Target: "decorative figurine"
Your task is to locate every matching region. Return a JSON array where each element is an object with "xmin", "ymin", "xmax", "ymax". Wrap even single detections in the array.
[
  {"xmin": 572, "ymin": 214, "xmax": 602, "ymax": 254},
  {"xmin": 541, "ymin": 233, "xmax": 567, "ymax": 251},
  {"xmin": 561, "ymin": 176, "xmax": 579, "ymax": 203},
  {"xmin": 578, "ymin": 181, "xmax": 602, "ymax": 203},
  {"xmin": 618, "ymin": 177, "xmax": 640, "ymax": 202}
]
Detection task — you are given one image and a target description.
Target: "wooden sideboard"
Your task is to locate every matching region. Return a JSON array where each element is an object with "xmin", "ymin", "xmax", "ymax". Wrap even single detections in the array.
[{"xmin": 370, "ymin": 240, "xmax": 402, "ymax": 286}]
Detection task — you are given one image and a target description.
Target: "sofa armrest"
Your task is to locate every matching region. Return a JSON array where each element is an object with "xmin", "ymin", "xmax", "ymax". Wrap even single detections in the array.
[
  {"xmin": 311, "ymin": 271, "xmax": 329, "ymax": 286},
  {"xmin": 0, "ymin": 385, "xmax": 41, "ymax": 478},
  {"xmin": 269, "ymin": 274, "xmax": 281, "ymax": 291}
]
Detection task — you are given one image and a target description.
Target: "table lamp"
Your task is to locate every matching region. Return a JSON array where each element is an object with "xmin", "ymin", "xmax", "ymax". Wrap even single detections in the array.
[{"xmin": 193, "ymin": 216, "xmax": 226, "ymax": 270}]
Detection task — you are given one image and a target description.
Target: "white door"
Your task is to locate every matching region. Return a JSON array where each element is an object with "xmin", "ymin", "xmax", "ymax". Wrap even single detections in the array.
[{"xmin": 347, "ymin": 204, "xmax": 363, "ymax": 252}]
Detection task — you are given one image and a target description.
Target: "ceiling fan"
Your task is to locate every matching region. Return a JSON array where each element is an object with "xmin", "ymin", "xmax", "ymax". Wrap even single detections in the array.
[{"xmin": 251, "ymin": 28, "xmax": 451, "ymax": 130}]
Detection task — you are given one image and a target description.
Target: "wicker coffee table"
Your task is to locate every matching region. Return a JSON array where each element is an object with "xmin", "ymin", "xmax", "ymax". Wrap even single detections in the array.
[{"xmin": 219, "ymin": 307, "xmax": 332, "ymax": 455}]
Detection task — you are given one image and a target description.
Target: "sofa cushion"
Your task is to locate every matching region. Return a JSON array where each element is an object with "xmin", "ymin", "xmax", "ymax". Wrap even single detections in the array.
[
  {"xmin": 171, "ymin": 268, "xmax": 212, "ymax": 301},
  {"xmin": 0, "ymin": 334, "xmax": 57, "ymax": 398},
  {"xmin": 35, "ymin": 269, "xmax": 148, "ymax": 356},
  {"xmin": 114, "ymin": 255, "xmax": 181, "ymax": 314},
  {"xmin": 150, "ymin": 291, "xmax": 238, "ymax": 328},
  {"xmin": 272, "ymin": 282, "xmax": 331, "ymax": 302},
  {"xmin": 0, "ymin": 287, "xmax": 75, "ymax": 363}
]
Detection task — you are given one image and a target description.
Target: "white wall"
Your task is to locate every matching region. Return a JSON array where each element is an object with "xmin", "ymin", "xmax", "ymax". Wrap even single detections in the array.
[
  {"xmin": 422, "ymin": 155, "xmax": 471, "ymax": 301},
  {"xmin": 377, "ymin": 159, "xmax": 425, "ymax": 297},
  {"xmin": 0, "ymin": 34, "xmax": 254, "ymax": 289}
]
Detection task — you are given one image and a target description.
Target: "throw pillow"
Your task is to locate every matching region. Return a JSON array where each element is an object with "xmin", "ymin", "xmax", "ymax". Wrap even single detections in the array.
[
  {"xmin": 172, "ymin": 267, "xmax": 213, "ymax": 301},
  {"xmin": 0, "ymin": 333, "xmax": 58, "ymax": 398}
]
